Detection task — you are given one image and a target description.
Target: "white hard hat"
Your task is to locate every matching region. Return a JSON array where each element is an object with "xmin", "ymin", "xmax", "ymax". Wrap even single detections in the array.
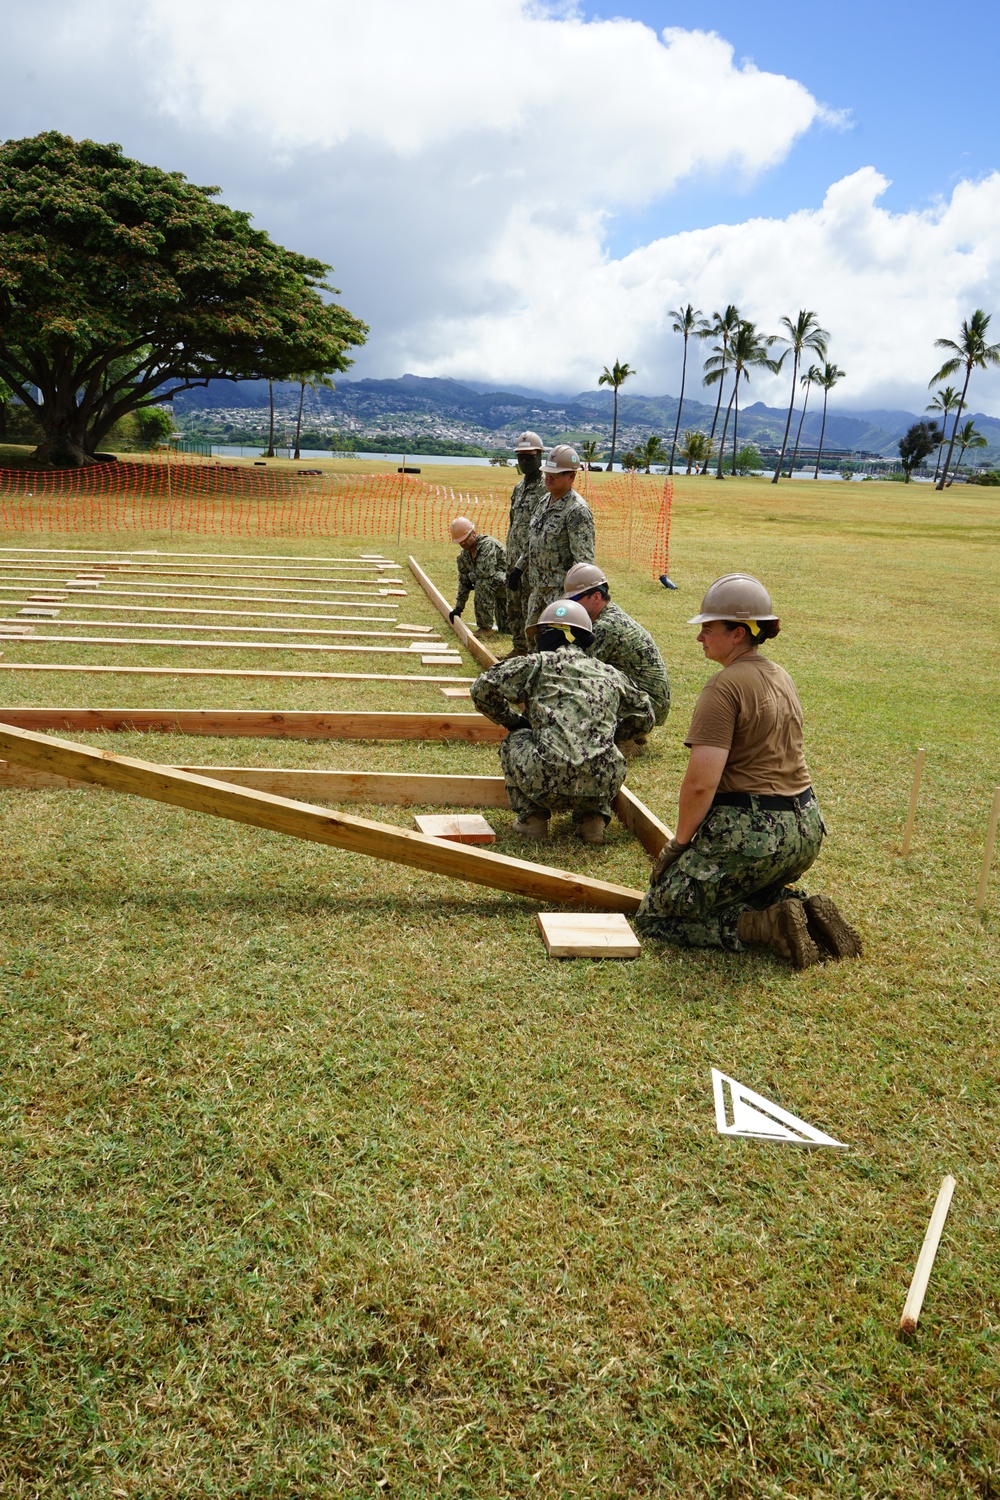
[
  {"xmin": 564, "ymin": 562, "xmax": 608, "ymax": 596},
  {"xmin": 542, "ymin": 444, "xmax": 580, "ymax": 473},
  {"xmin": 688, "ymin": 573, "xmax": 778, "ymax": 624},
  {"xmin": 449, "ymin": 516, "xmax": 475, "ymax": 542}
]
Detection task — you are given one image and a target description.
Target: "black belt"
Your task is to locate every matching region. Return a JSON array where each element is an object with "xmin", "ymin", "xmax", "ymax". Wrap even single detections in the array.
[{"xmin": 712, "ymin": 787, "xmax": 815, "ymax": 812}]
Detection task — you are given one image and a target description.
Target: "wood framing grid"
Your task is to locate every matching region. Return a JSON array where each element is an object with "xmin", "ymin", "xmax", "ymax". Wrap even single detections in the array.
[
  {"xmin": 0, "ymin": 547, "xmax": 398, "ymax": 566},
  {"xmin": 0, "ymin": 723, "xmax": 644, "ymax": 912},
  {"xmin": 408, "ymin": 556, "xmax": 500, "ymax": 670}
]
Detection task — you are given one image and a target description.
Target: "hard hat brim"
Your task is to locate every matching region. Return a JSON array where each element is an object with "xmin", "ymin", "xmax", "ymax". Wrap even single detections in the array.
[{"xmin": 688, "ymin": 612, "xmax": 780, "ymax": 625}]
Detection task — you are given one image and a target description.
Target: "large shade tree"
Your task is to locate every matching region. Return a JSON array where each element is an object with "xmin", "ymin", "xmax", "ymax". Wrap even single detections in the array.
[{"xmin": 0, "ymin": 133, "xmax": 367, "ymax": 465}]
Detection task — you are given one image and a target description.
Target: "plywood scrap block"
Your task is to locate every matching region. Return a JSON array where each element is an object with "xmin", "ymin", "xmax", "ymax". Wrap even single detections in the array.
[
  {"xmin": 412, "ymin": 813, "xmax": 496, "ymax": 845},
  {"xmin": 18, "ymin": 607, "xmax": 59, "ymax": 618},
  {"xmin": 536, "ymin": 911, "xmax": 640, "ymax": 959},
  {"xmin": 440, "ymin": 687, "xmax": 471, "ymax": 699},
  {"xmin": 423, "ymin": 654, "xmax": 462, "ymax": 665}
]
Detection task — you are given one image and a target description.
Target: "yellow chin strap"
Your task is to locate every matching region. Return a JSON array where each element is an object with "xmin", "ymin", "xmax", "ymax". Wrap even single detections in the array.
[
  {"xmin": 544, "ymin": 622, "xmax": 576, "ymax": 640},
  {"xmin": 744, "ymin": 619, "xmax": 761, "ymax": 637}
]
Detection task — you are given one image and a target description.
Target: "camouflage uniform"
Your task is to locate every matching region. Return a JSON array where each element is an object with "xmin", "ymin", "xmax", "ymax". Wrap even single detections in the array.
[
  {"xmin": 635, "ymin": 797, "xmax": 825, "ymax": 949},
  {"xmin": 505, "ymin": 471, "xmax": 546, "ymax": 652},
  {"xmin": 455, "ymin": 534, "xmax": 508, "ymax": 632},
  {"xmin": 471, "ymin": 645, "xmax": 654, "ymax": 823},
  {"xmin": 517, "ymin": 488, "xmax": 595, "ymax": 630},
  {"xmin": 590, "ymin": 600, "xmax": 671, "ymax": 726}
]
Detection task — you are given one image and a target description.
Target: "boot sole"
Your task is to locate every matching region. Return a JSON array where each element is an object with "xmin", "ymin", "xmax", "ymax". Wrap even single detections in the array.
[
  {"xmin": 777, "ymin": 901, "xmax": 823, "ymax": 969},
  {"xmin": 805, "ymin": 895, "xmax": 863, "ymax": 960}
]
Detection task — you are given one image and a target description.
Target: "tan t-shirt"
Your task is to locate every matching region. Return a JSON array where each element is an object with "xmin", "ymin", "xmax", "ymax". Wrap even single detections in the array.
[{"xmin": 685, "ymin": 653, "xmax": 811, "ymax": 795}]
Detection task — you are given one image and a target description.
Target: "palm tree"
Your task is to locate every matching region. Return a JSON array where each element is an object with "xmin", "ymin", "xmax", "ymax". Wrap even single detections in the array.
[
  {"xmin": 711, "ymin": 321, "xmax": 783, "ymax": 479},
  {"xmin": 292, "ymin": 372, "xmax": 335, "ymax": 460},
  {"xmin": 265, "ymin": 378, "xmax": 276, "ymax": 457},
  {"xmin": 667, "ymin": 304, "xmax": 704, "ymax": 474},
  {"xmin": 812, "ymin": 362, "xmax": 845, "ymax": 478},
  {"xmin": 679, "ymin": 429, "xmax": 712, "ymax": 474},
  {"xmin": 930, "ymin": 310, "xmax": 1000, "ymax": 489},
  {"xmin": 925, "ymin": 385, "xmax": 962, "ymax": 484},
  {"xmin": 771, "ymin": 310, "xmax": 828, "ymax": 483},
  {"xmin": 579, "ymin": 437, "xmax": 601, "ymax": 468},
  {"xmin": 698, "ymin": 305, "xmax": 740, "ymax": 474},
  {"xmin": 949, "ymin": 419, "xmax": 988, "ymax": 480},
  {"xmin": 598, "ymin": 360, "xmax": 635, "ymax": 470},
  {"xmin": 638, "ymin": 434, "xmax": 668, "ymax": 472},
  {"xmin": 788, "ymin": 364, "xmax": 820, "ymax": 477}
]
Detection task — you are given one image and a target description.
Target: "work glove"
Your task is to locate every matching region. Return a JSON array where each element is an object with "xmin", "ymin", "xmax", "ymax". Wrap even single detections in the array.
[
  {"xmin": 506, "ymin": 566, "xmax": 522, "ymax": 591},
  {"xmin": 651, "ymin": 836, "xmax": 690, "ymax": 882},
  {"xmin": 448, "ymin": 608, "xmax": 461, "ymax": 623}
]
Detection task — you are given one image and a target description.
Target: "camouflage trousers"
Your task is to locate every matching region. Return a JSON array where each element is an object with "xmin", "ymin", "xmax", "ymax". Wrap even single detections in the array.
[
  {"xmin": 505, "ymin": 582, "xmax": 529, "ymax": 654},
  {"xmin": 525, "ymin": 583, "xmax": 565, "ymax": 636},
  {"xmin": 635, "ymin": 798, "xmax": 825, "ymax": 951},
  {"xmin": 499, "ymin": 729, "xmax": 625, "ymax": 823},
  {"xmin": 471, "ymin": 579, "xmax": 508, "ymax": 633}
]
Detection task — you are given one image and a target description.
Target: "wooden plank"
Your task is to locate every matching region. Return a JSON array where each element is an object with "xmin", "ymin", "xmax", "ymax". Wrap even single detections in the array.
[
  {"xmin": 613, "ymin": 784, "xmax": 674, "ymax": 856},
  {"xmin": 0, "ymin": 546, "xmax": 398, "ymax": 566},
  {"xmin": 440, "ymin": 687, "xmax": 471, "ymax": 699},
  {"xmin": 0, "ymin": 615, "xmax": 434, "ymax": 641},
  {"xmin": 0, "ymin": 709, "xmax": 506, "ymax": 741},
  {"xmin": 0, "ymin": 765, "xmax": 511, "ymax": 805},
  {"xmin": 0, "ymin": 663, "xmax": 474, "ymax": 685},
  {"xmin": 0, "ymin": 577, "xmax": 398, "ymax": 607},
  {"xmin": 0, "ymin": 562, "xmax": 400, "ymax": 586},
  {"xmin": 0, "ymin": 723, "xmax": 643, "ymax": 912},
  {"xmin": 536, "ymin": 911, "xmax": 641, "ymax": 958},
  {"xmin": 0, "ymin": 597, "xmax": 414, "ymax": 626},
  {"xmin": 0, "ymin": 633, "xmax": 438, "ymax": 657},
  {"xmin": 412, "ymin": 813, "xmax": 496, "ymax": 843},
  {"xmin": 407, "ymin": 556, "xmax": 500, "ymax": 670}
]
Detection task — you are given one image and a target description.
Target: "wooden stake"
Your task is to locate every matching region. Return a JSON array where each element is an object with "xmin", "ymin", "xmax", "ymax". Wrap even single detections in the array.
[
  {"xmin": 0, "ymin": 708, "xmax": 506, "ymax": 740},
  {"xmin": 407, "ymin": 555, "xmax": 498, "ymax": 670},
  {"xmin": 975, "ymin": 787, "xmax": 1000, "ymax": 911},
  {"xmin": 0, "ymin": 663, "xmax": 473, "ymax": 685},
  {"xmin": 901, "ymin": 746, "xmax": 926, "ymax": 856},
  {"xmin": 0, "ymin": 722, "xmax": 643, "ymax": 912},
  {"xmin": 899, "ymin": 1175, "xmax": 956, "ymax": 1335}
]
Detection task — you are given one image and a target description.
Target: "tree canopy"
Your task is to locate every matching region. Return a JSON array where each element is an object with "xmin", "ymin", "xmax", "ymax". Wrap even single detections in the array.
[
  {"xmin": 0, "ymin": 132, "xmax": 368, "ymax": 464},
  {"xmin": 898, "ymin": 419, "xmax": 940, "ymax": 481}
]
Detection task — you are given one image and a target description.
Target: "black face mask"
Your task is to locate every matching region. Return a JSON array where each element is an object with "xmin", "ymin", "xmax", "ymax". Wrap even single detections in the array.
[{"xmin": 518, "ymin": 451, "xmax": 542, "ymax": 478}]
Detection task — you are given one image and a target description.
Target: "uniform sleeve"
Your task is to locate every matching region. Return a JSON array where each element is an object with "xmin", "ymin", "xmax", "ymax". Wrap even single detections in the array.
[
  {"xmin": 454, "ymin": 551, "xmax": 471, "ymax": 613},
  {"xmin": 685, "ymin": 675, "xmax": 737, "ymax": 748},
  {"xmin": 470, "ymin": 656, "xmax": 538, "ymax": 729},
  {"xmin": 566, "ymin": 500, "xmax": 595, "ymax": 565},
  {"xmin": 615, "ymin": 675, "xmax": 655, "ymax": 739}
]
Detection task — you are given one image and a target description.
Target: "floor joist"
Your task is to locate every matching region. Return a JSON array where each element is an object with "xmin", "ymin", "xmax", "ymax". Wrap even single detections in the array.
[
  {"xmin": 0, "ymin": 597, "xmax": 407, "ymax": 626},
  {"xmin": 0, "ymin": 723, "xmax": 643, "ymax": 912},
  {"xmin": 0, "ymin": 579, "xmax": 402, "ymax": 607},
  {"xmin": 0, "ymin": 633, "xmax": 451, "ymax": 657},
  {"xmin": 0, "ymin": 563, "xmax": 402, "ymax": 587},
  {"xmin": 0, "ymin": 709, "xmax": 506, "ymax": 740},
  {"xmin": 408, "ymin": 556, "xmax": 500, "ymax": 670},
  {"xmin": 0, "ymin": 664, "xmax": 474, "ymax": 684},
  {"xmin": 0, "ymin": 547, "xmax": 398, "ymax": 566}
]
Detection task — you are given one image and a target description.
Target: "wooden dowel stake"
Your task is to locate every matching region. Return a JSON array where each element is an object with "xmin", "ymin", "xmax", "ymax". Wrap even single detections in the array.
[
  {"xmin": 899, "ymin": 1175, "xmax": 956, "ymax": 1336},
  {"xmin": 975, "ymin": 787, "xmax": 1000, "ymax": 911},
  {"xmin": 901, "ymin": 746, "xmax": 926, "ymax": 856}
]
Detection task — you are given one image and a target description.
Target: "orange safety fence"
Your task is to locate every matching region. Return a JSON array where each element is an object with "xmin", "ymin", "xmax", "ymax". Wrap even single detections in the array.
[{"xmin": 0, "ymin": 453, "xmax": 672, "ymax": 579}]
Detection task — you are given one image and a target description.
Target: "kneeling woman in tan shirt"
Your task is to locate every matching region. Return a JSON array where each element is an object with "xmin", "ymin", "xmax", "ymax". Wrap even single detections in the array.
[{"xmin": 635, "ymin": 573, "xmax": 861, "ymax": 969}]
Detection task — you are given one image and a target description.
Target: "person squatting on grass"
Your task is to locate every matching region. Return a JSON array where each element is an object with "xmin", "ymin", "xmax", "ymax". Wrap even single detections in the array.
[
  {"xmin": 448, "ymin": 517, "xmax": 508, "ymax": 637},
  {"xmin": 509, "ymin": 444, "xmax": 595, "ymax": 645},
  {"xmin": 563, "ymin": 560, "xmax": 671, "ymax": 755},
  {"xmin": 470, "ymin": 599, "xmax": 654, "ymax": 847},
  {"xmin": 636, "ymin": 573, "xmax": 862, "ymax": 969},
  {"xmin": 503, "ymin": 430, "xmax": 547, "ymax": 656}
]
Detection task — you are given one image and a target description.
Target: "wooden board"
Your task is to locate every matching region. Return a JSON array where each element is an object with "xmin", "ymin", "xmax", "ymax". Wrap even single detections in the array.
[
  {"xmin": 0, "ymin": 616, "xmax": 434, "ymax": 641},
  {"xmin": 0, "ymin": 663, "xmax": 474, "ymax": 685},
  {"xmin": 0, "ymin": 633, "xmax": 435, "ymax": 657},
  {"xmin": 0, "ymin": 709, "xmax": 506, "ymax": 740},
  {"xmin": 0, "ymin": 563, "xmax": 398, "ymax": 586},
  {"xmin": 0, "ymin": 578, "xmax": 398, "ymax": 608},
  {"xmin": 0, "ymin": 597, "xmax": 417, "ymax": 627},
  {"xmin": 613, "ymin": 785, "xmax": 674, "ymax": 855},
  {"xmin": 407, "ymin": 556, "xmax": 499, "ymax": 670},
  {"xmin": 0, "ymin": 722, "xmax": 643, "ymax": 912},
  {"xmin": 440, "ymin": 687, "xmax": 471, "ymax": 699},
  {"xmin": 0, "ymin": 546, "xmax": 399, "ymax": 566},
  {"xmin": 412, "ymin": 813, "xmax": 496, "ymax": 844},
  {"xmin": 536, "ymin": 911, "xmax": 641, "ymax": 958}
]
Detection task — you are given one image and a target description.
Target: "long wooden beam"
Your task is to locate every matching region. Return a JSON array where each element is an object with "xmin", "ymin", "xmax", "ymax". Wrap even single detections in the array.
[
  {"xmin": 408, "ymin": 556, "xmax": 499, "ymax": 671},
  {"xmin": 0, "ymin": 708, "xmax": 506, "ymax": 740},
  {"xmin": 0, "ymin": 577, "xmax": 403, "ymax": 606},
  {"xmin": 0, "ymin": 546, "xmax": 398, "ymax": 566},
  {"xmin": 613, "ymin": 785, "xmax": 673, "ymax": 855},
  {"xmin": 0, "ymin": 663, "xmax": 474, "ymax": 685},
  {"xmin": 0, "ymin": 723, "xmax": 643, "ymax": 912},
  {"xmin": 1, "ymin": 618, "xmax": 434, "ymax": 641},
  {"xmin": 0, "ymin": 596, "xmax": 405, "ymax": 626},
  {"xmin": 0, "ymin": 563, "xmax": 403, "ymax": 586},
  {"xmin": 0, "ymin": 633, "xmax": 447, "ymax": 657}
]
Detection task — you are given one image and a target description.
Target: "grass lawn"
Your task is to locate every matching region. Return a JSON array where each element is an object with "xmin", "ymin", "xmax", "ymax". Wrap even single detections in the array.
[{"xmin": 0, "ymin": 474, "xmax": 998, "ymax": 1497}]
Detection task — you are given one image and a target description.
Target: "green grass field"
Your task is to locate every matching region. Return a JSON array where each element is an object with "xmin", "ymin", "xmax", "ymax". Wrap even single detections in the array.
[{"xmin": 0, "ymin": 474, "xmax": 998, "ymax": 1497}]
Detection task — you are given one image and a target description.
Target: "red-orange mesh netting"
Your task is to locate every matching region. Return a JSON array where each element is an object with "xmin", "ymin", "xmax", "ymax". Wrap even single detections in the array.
[{"xmin": 0, "ymin": 454, "xmax": 672, "ymax": 578}]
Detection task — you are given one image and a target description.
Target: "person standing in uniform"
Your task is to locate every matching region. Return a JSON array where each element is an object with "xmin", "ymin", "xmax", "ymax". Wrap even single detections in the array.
[
  {"xmin": 514, "ymin": 444, "xmax": 595, "ymax": 644},
  {"xmin": 563, "ymin": 561, "xmax": 670, "ymax": 753},
  {"xmin": 635, "ymin": 573, "xmax": 861, "ymax": 968},
  {"xmin": 470, "ymin": 599, "xmax": 653, "ymax": 846},
  {"xmin": 503, "ymin": 431, "xmax": 546, "ymax": 657},
  {"xmin": 448, "ymin": 516, "xmax": 508, "ymax": 637}
]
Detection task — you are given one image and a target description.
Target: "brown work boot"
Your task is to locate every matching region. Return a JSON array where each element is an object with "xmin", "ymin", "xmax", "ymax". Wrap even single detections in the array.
[
  {"xmin": 575, "ymin": 813, "xmax": 605, "ymax": 846},
  {"xmin": 804, "ymin": 895, "xmax": 863, "ymax": 960},
  {"xmin": 512, "ymin": 814, "xmax": 549, "ymax": 841},
  {"xmin": 737, "ymin": 899, "xmax": 822, "ymax": 969},
  {"xmin": 616, "ymin": 736, "xmax": 648, "ymax": 759}
]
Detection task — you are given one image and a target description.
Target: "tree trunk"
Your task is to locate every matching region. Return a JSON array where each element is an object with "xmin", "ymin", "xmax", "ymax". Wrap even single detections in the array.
[
  {"xmin": 31, "ymin": 401, "xmax": 100, "ymax": 467},
  {"xmin": 814, "ymin": 389, "xmax": 830, "ymax": 479},
  {"xmin": 294, "ymin": 380, "xmax": 305, "ymax": 461},
  {"xmin": 715, "ymin": 384, "xmax": 737, "ymax": 479},
  {"xmin": 606, "ymin": 389, "xmax": 619, "ymax": 471},
  {"xmin": 772, "ymin": 351, "xmax": 799, "ymax": 483},
  {"xmin": 702, "ymin": 373, "xmax": 725, "ymax": 474},
  {"xmin": 789, "ymin": 382, "xmax": 811, "ymax": 477},
  {"xmin": 731, "ymin": 380, "xmax": 740, "ymax": 472},
  {"xmin": 669, "ymin": 336, "xmax": 688, "ymax": 475},
  {"xmin": 937, "ymin": 370, "xmax": 971, "ymax": 489},
  {"xmin": 931, "ymin": 417, "xmax": 948, "ymax": 484},
  {"xmin": 266, "ymin": 379, "xmax": 276, "ymax": 458}
]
